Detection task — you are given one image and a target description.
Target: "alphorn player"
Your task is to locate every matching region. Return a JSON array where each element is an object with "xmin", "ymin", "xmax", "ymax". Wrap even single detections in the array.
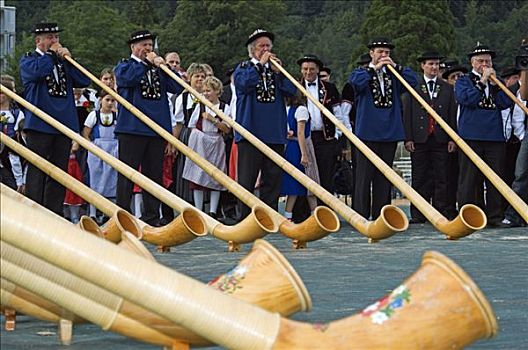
[
  {"xmin": 349, "ymin": 37, "xmax": 418, "ymax": 220},
  {"xmin": 233, "ymin": 29, "xmax": 297, "ymax": 220},
  {"xmin": 20, "ymin": 22, "xmax": 90, "ymax": 216},
  {"xmin": 402, "ymin": 51, "xmax": 457, "ymax": 223},
  {"xmin": 114, "ymin": 29, "xmax": 183, "ymax": 227},
  {"xmin": 455, "ymin": 43, "xmax": 513, "ymax": 228}
]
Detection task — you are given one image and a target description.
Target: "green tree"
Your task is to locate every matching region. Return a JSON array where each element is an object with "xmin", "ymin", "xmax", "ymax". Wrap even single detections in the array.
[
  {"xmin": 159, "ymin": 0, "xmax": 290, "ymax": 78},
  {"xmin": 45, "ymin": 1, "xmax": 136, "ymax": 76},
  {"xmin": 358, "ymin": 0, "xmax": 457, "ymax": 70}
]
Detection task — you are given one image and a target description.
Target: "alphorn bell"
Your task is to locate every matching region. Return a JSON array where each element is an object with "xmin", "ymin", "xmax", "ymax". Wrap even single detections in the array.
[
  {"xmin": 159, "ymin": 64, "xmax": 408, "ymax": 243},
  {"xmin": 1, "ymin": 194, "xmax": 498, "ymax": 349},
  {"xmin": 272, "ymin": 59, "xmax": 487, "ymax": 239},
  {"xmin": 388, "ymin": 65, "xmax": 528, "ymax": 223},
  {"xmin": 62, "ymin": 56, "xmax": 340, "ymax": 249},
  {"xmin": 0, "ymin": 85, "xmax": 277, "ymax": 252},
  {"xmin": 0, "ymin": 132, "xmax": 206, "ymax": 249},
  {"xmin": 0, "ymin": 194, "xmax": 312, "ymax": 348}
]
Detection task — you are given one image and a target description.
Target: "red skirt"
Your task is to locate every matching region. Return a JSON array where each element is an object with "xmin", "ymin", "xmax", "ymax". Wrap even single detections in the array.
[{"xmin": 64, "ymin": 155, "xmax": 85, "ymax": 205}]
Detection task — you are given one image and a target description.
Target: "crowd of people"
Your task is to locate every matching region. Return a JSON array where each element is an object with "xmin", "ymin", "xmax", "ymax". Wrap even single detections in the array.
[{"xmin": 1, "ymin": 22, "xmax": 526, "ymax": 229}]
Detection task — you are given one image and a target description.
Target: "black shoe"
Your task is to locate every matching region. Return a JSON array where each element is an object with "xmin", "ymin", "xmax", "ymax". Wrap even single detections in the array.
[
  {"xmin": 487, "ymin": 221, "xmax": 510, "ymax": 228},
  {"xmin": 501, "ymin": 218, "xmax": 525, "ymax": 228},
  {"xmin": 209, "ymin": 212, "xmax": 217, "ymax": 220},
  {"xmin": 409, "ymin": 218, "xmax": 426, "ymax": 224}
]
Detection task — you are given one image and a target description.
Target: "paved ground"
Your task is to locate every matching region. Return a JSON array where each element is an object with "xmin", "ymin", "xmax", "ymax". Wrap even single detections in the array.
[{"xmin": 1, "ymin": 217, "xmax": 527, "ymax": 349}]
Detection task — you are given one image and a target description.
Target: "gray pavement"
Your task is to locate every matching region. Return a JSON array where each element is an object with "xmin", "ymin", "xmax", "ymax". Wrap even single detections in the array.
[{"xmin": 1, "ymin": 223, "xmax": 527, "ymax": 349}]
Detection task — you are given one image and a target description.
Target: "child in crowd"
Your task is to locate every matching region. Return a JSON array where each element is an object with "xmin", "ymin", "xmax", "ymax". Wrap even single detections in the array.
[
  {"xmin": 0, "ymin": 75, "xmax": 26, "ymax": 192},
  {"xmin": 182, "ymin": 76, "xmax": 231, "ymax": 218},
  {"xmin": 281, "ymin": 93, "xmax": 320, "ymax": 221},
  {"xmin": 63, "ymin": 150, "xmax": 85, "ymax": 223},
  {"xmin": 82, "ymin": 90, "xmax": 118, "ymax": 223}
]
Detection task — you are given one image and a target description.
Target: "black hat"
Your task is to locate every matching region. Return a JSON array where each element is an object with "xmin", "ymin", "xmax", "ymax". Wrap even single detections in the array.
[
  {"xmin": 320, "ymin": 66, "xmax": 332, "ymax": 75},
  {"xmin": 367, "ymin": 37, "xmax": 394, "ymax": 50},
  {"xmin": 501, "ymin": 66, "xmax": 520, "ymax": 79},
  {"xmin": 127, "ymin": 30, "xmax": 156, "ymax": 45},
  {"xmin": 356, "ymin": 53, "xmax": 371, "ymax": 66},
  {"xmin": 245, "ymin": 29, "xmax": 274, "ymax": 46},
  {"xmin": 442, "ymin": 65, "xmax": 468, "ymax": 80},
  {"xmin": 32, "ymin": 22, "xmax": 62, "ymax": 34},
  {"xmin": 467, "ymin": 43, "xmax": 496, "ymax": 59},
  {"xmin": 442, "ymin": 58, "xmax": 459, "ymax": 70},
  {"xmin": 297, "ymin": 54, "xmax": 324, "ymax": 69},
  {"xmin": 417, "ymin": 51, "xmax": 445, "ymax": 62}
]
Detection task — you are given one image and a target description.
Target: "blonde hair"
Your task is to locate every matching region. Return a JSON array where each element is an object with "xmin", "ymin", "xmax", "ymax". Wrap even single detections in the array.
[
  {"xmin": 203, "ymin": 76, "xmax": 223, "ymax": 96},
  {"xmin": 1, "ymin": 75, "xmax": 15, "ymax": 91},
  {"xmin": 186, "ymin": 63, "xmax": 208, "ymax": 79}
]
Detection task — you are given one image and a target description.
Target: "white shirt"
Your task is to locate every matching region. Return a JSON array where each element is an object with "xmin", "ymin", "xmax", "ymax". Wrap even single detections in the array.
[
  {"xmin": 84, "ymin": 110, "xmax": 114, "ymax": 128},
  {"xmin": 305, "ymin": 80, "xmax": 323, "ymax": 131},
  {"xmin": 501, "ymin": 88, "xmax": 526, "ymax": 141},
  {"xmin": 187, "ymin": 102, "xmax": 231, "ymax": 132},
  {"xmin": 172, "ymin": 92, "xmax": 201, "ymax": 127},
  {"xmin": 423, "ymin": 75, "xmax": 438, "ymax": 99},
  {"xmin": 230, "ymin": 83, "xmax": 237, "ymax": 121}
]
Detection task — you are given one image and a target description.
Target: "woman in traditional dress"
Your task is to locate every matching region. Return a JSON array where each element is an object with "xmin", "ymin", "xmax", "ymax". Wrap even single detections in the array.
[{"xmin": 280, "ymin": 93, "xmax": 320, "ymax": 221}]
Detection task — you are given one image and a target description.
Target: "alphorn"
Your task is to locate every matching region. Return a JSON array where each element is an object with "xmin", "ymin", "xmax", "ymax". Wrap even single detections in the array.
[
  {"xmin": 1, "ymin": 132, "xmax": 205, "ymax": 249},
  {"xmin": 272, "ymin": 59, "xmax": 487, "ymax": 239},
  {"xmin": 159, "ymin": 64, "xmax": 408, "ymax": 243},
  {"xmin": 0, "ymin": 196, "xmax": 312, "ymax": 348},
  {"xmin": 0, "ymin": 85, "xmax": 276, "ymax": 251},
  {"xmin": 388, "ymin": 65, "xmax": 528, "ymax": 223},
  {"xmin": 1, "ymin": 195, "xmax": 498, "ymax": 350},
  {"xmin": 489, "ymin": 75, "xmax": 528, "ymax": 115},
  {"xmin": 63, "ymin": 56, "xmax": 340, "ymax": 249}
]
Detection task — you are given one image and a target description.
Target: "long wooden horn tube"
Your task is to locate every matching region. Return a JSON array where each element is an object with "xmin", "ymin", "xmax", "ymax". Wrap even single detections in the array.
[
  {"xmin": 159, "ymin": 64, "xmax": 405, "ymax": 243},
  {"xmin": 0, "ymin": 132, "xmax": 205, "ymax": 247},
  {"xmin": 388, "ymin": 65, "xmax": 528, "ymax": 224},
  {"xmin": 1, "ymin": 195, "xmax": 498, "ymax": 349},
  {"xmin": 61, "ymin": 56, "xmax": 332, "ymax": 248},
  {"xmin": 0, "ymin": 198, "xmax": 311, "ymax": 347},
  {"xmin": 0, "ymin": 85, "xmax": 273, "ymax": 250},
  {"xmin": 271, "ymin": 59, "xmax": 486, "ymax": 239},
  {"xmin": 490, "ymin": 75, "xmax": 528, "ymax": 115}
]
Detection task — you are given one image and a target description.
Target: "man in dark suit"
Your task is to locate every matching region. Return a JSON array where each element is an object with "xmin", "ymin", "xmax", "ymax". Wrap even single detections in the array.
[{"xmin": 403, "ymin": 51, "xmax": 457, "ymax": 223}]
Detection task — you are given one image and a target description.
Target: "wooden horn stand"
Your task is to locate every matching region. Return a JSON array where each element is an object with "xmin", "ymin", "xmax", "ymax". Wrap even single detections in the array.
[
  {"xmin": 1, "ymin": 196, "xmax": 311, "ymax": 348},
  {"xmin": 0, "ymin": 131, "xmax": 206, "ymax": 249},
  {"xmin": 161, "ymin": 64, "xmax": 407, "ymax": 243},
  {"xmin": 0, "ymin": 85, "xmax": 275, "ymax": 251},
  {"xmin": 60, "ymin": 56, "xmax": 333, "ymax": 248},
  {"xmin": 274, "ymin": 60, "xmax": 486, "ymax": 239},
  {"xmin": 387, "ymin": 64, "xmax": 527, "ymax": 226},
  {"xmin": 1, "ymin": 194, "xmax": 498, "ymax": 350}
]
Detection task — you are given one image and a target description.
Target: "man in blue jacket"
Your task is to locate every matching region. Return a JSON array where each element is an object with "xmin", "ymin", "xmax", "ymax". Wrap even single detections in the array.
[
  {"xmin": 114, "ymin": 30, "xmax": 182, "ymax": 226},
  {"xmin": 20, "ymin": 22, "xmax": 90, "ymax": 216},
  {"xmin": 349, "ymin": 37, "xmax": 418, "ymax": 220},
  {"xmin": 455, "ymin": 44, "xmax": 513, "ymax": 227},
  {"xmin": 234, "ymin": 29, "xmax": 297, "ymax": 220}
]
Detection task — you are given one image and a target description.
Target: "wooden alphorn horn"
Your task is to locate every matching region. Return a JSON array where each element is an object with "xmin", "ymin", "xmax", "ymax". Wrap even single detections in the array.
[
  {"xmin": 0, "ymin": 132, "xmax": 206, "ymax": 249},
  {"xmin": 62, "ymin": 56, "xmax": 339, "ymax": 249},
  {"xmin": 0, "ymin": 197, "xmax": 311, "ymax": 348},
  {"xmin": 388, "ymin": 65, "xmax": 528, "ymax": 224},
  {"xmin": 159, "ymin": 64, "xmax": 407, "ymax": 243},
  {"xmin": 489, "ymin": 75, "xmax": 528, "ymax": 115},
  {"xmin": 271, "ymin": 59, "xmax": 487, "ymax": 239},
  {"xmin": 0, "ymin": 85, "xmax": 276, "ymax": 251},
  {"xmin": 1, "ymin": 195, "xmax": 498, "ymax": 350}
]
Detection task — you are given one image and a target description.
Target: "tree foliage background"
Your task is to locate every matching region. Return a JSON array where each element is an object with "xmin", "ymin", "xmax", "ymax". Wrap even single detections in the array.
[{"xmin": 5, "ymin": 0, "xmax": 528, "ymax": 90}]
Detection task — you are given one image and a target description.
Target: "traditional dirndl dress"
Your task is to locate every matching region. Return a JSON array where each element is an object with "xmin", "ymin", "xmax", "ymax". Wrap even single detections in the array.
[
  {"xmin": 173, "ymin": 92, "xmax": 198, "ymax": 202},
  {"xmin": 87, "ymin": 111, "xmax": 118, "ymax": 198},
  {"xmin": 182, "ymin": 102, "xmax": 228, "ymax": 191},
  {"xmin": 281, "ymin": 105, "xmax": 320, "ymax": 196}
]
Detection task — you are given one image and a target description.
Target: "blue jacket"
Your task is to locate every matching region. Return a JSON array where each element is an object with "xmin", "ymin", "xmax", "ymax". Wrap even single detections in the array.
[
  {"xmin": 234, "ymin": 60, "xmax": 297, "ymax": 144},
  {"xmin": 20, "ymin": 51, "xmax": 90, "ymax": 134},
  {"xmin": 349, "ymin": 66, "xmax": 418, "ymax": 142},
  {"xmin": 114, "ymin": 58, "xmax": 182, "ymax": 137},
  {"xmin": 455, "ymin": 74, "xmax": 513, "ymax": 141}
]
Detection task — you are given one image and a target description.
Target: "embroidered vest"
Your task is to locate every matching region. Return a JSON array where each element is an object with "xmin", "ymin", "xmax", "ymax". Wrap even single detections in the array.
[
  {"xmin": 367, "ymin": 68, "xmax": 393, "ymax": 109},
  {"xmin": 469, "ymin": 73, "xmax": 496, "ymax": 110}
]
